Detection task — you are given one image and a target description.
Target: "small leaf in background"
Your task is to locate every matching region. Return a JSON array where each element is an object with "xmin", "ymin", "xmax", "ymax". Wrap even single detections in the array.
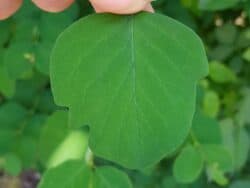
[
  {"xmin": 242, "ymin": 48, "xmax": 250, "ymax": 62},
  {"xmin": 237, "ymin": 88, "xmax": 250, "ymax": 126},
  {"xmin": 12, "ymin": 19, "xmax": 38, "ymax": 42},
  {"xmin": 192, "ymin": 112, "xmax": 221, "ymax": 144},
  {"xmin": 93, "ymin": 167, "xmax": 133, "ymax": 188},
  {"xmin": 244, "ymin": 0, "xmax": 250, "ymax": 21},
  {"xmin": 199, "ymin": 0, "xmax": 239, "ymax": 11},
  {"xmin": 38, "ymin": 160, "xmax": 133, "ymax": 188},
  {"xmin": 0, "ymin": 50, "xmax": 15, "ymax": 97},
  {"xmin": 38, "ymin": 160, "xmax": 91, "ymax": 188},
  {"xmin": 36, "ymin": 90, "xmax": 58, "ymax": 114},
  {"xmin": 229, "ymin": 56, "xmax": 243, "ymax": 74},
  {"xmin": 202, "ymin": 90, "xmax": 220, "ymax": 118},
  {"xmin": 2, "ymin": 153, "xmax": 22, "ymax": 176},
  {"xmin": 203, "ymin": 144, "xmax": 233, "ymax": 186},
  {"xmin": 206, "ymin": 163, "xmax": 229, "ymax": 186},
  {"xmin": 173, "ymin": 145, "xmax": 203, "ymax": 183},
  {"xmin": 181, "ymin": 0, "xmax": 199, "ymax": 14},
  {"xmin": 0, "ymin": 102, "xmax": 27, "ymax": 129},
  {"xmin": 34, "ymin": 42, "xmax": 54, "ymax": 75},
  {"xmin": 230, "ymin": 180, "xmax": 250, "ymax": 188},
  {"xmin": 215, "ymin": 23, "xmax": 238, "ymax": 44},
  {"xmin": 12, "ymin": 72, "xmax": 49, "ymax": 108},
  {"xmin": 202, "ymin": 145, "xmax": 233, "ymax": 172},
  {"xmin": 208, "ymin": 45, "xmax": 234, "ymax": 61},
  {"xmin": 39, "ymin": 3, "xmax": 79, "ymax": 41},
  {"xmin": 209, "ymin": 61, "xmax": 237, "ymax": 83},
  {"xmin": 0, "ymin": 131, "xmax": 15, "ymax": 154},
  {"xmin": 220, "ymin": 118, "xmax": 250, "ymax": 171},
  {"xmin": 39, "ymin": 111, "xmax": 88, "ymax": 169},
  {"xmin": 164, "ymin": 0, "xmax": 197, "ymax": 30},
  {"xmin": 4, "ymin": 42, "xmax": 35, "ymax": 80},
  {"xmin": 235, "ymin": 29, "xmax": 250, "ymax": 49},
  {"xmin": 14, "ymin": 136, "xmax": 37, "ymax": 169},
  {"xmin": 222, "ymin": 90, "xmax": 238, "ymax": 117},
  {"xmin": 50, "ymin": 12, "xmax": 208, "ymax": 169},
  {"xmin": 162, "ymin": 176, "xmax": 188, "ymax": 188}
]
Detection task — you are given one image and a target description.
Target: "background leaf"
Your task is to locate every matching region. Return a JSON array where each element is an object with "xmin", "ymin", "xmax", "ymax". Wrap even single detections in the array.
[
  {"xmin": 38, "ymin": 160, "xmax": 133, "ymax": 188},
  {"xmin": 173, "ymin": 145, "xmax": 203, "ymax": 183}
]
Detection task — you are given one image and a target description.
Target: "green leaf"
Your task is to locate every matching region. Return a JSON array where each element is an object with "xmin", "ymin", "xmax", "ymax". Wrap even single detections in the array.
[
  {"xmin": 209, "ymin": 61, "xmax": 237, "ymax": 83},
  {"xmin": 206, "ymin": 163, "xmax": 229, "ymax": 186},
  {"xmin": 0, "ymin": 102, "xmax": 27, "ymax": 129},
  {"xmin": 199, "ymin": 0, "xmax": 239, "ymax": 11},
  {"xmin": 173, "ymin": 145, "xmax": 203, "ymax": 183},
  {"xmin": 51, "ymin": 13, "xmax": 208, "ymax": 169},
  {"xmin": 208, "ymin": 45, "xmax": 234, "ymax": 61},
  {"xmin": 12, "ymin": 72, "xmax": 49, "ymax": 107},
  {"xmin": 12, "ymin": 19, "xmax": 38, "ymax": 42},
  {"xmin": 2, "ymin": 153, "xmax": 22, "ymax": 176},
  {"xmin": 93, "ymin": 167, "xmax": 133, "ymax": 188},
  {"xmin": 192, "ymin": 112, "xmax": 221, "ymax": 144},
  {"xmin": 162, "ymin": 176, "xmax": 188, "ymax": 188},
  {"xmin": 0, "ymin": 50, "xmax": 15, "ymax": 97},
  {"xmin": 202, "ymin": 90, "xmax": 220, "ymax": 118},
  {"xmin": 36, "ymin": 90, "xmax": 58, "ymax": 113},
  {"xmin": 38, "ymin": 160, "xmax": 91, "ymax": 188},
  {"xmin": 39, "ymin": 111, "xmax": 88, "ymax": 168},
  {"xmin": 215, "ymin": 23, "xmax": 238, "ymax": 44},
  {"xmin": 242, "ymin": 48, "xmax": 250, "ymax": 62},
  {"xmin": 201, "ymin": 145, "xmax": 233, "ymax": 172},
  {"xmin": 38, "ymin": 160, "xmax": 133, "ymax": 188},
  {"xmin": 39, "ymin": 3, "xmax": 79, "ymax": 41},
  {"xmin": 4, "ymin": 42, "xmax": 34, "ymax": 80},
  {"xmin": 203, "ymin": 144, "xmax": 233, "ymax": 185},
  {"xmin": 220, "ymin": 119, "xmax": 250, "ymax": 171},
  {"xmin": 237, "ymin": 88, "xmax": 250, "ymax": 125},
  {"xmin": 230, "ymin": 181, "xmax": 250, "ymax": 188},
  {"xmin": 35, "ymin": 42, "xmax": 54, "ymax": 75}
]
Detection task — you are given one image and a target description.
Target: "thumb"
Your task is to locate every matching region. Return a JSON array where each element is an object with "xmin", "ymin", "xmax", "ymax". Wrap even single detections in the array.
[
  {"xmin": 0, "ymin": 0, "xmax": 23, "ymax": 20},
  {"xmin": 90, "ymin": 0, "xmax": 154, "ymax": 14},
  {"xmin": 32, "ymin": 0, "xmax": 75, "ymax": 13}
]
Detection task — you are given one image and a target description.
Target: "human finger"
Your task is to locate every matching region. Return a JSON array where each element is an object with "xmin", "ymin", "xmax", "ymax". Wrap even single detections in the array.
[
  {"xmin": 32, "ymin": 0, "xmax": 75, "ymax": 13},
  {"xmin": 0, "ymin": 0, "xmax": 23, "ymax": 20},
  {"xmin": 90, "ymin": 0, "xmax": 153, "ymax": 14}
]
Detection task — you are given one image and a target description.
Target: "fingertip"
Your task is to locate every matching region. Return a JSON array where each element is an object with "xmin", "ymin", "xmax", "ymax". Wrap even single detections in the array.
[
  {"xmin": 32, "ymin": 0, "xmax": 75, "ymax": 13},
  {"xmin": 0, "ymin": 0, "xmax": 23, "ymax": 20},
  {"xmin": 144, "ymin": 4, "xmax": 154, "ymax": 13},
  {"xmin": 90, "ymin": 0, "xmax": 154, "ymax": 14}
]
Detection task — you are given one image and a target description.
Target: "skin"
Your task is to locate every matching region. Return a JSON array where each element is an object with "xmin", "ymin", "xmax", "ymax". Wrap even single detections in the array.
[
  {"xmin": 32, "ymin": 0, "xmax": 75, "ymax": 12},
  {"xmin": 0, "ymin": 0, "xmax": 23, "ymax": 20},
  {"xmin": 90, "ymin": 0, "xmax": 154, "ymax": 14},
  {"xmin": 0, "ymin": 0, "xmax": 153, "ymax": 20}
]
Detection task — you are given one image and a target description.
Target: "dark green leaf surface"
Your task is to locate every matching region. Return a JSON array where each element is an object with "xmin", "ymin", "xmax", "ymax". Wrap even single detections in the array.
[
  {"xmin": 51, "ymin": 13, "xmax": 208, "ymax": 169},
  {"xmin": 4, "ymin": 43, "xmax": 34, "ymax": 80},
  {"xmin": 0, "ymin": 49, "xmax": 15, "ymax": 97},
  {"xmin": 192, "ymin": 112, "xmax": 221, "ymax": 144}
]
